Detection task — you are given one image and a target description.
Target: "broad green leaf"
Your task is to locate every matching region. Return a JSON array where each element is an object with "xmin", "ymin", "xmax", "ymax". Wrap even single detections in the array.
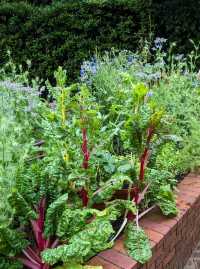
[
  {"xmin": 92, "ymin": 173, "xmax": 132, "ymax": 203},
  {"xmin": 57, "ymin": 208, "xmax": 100, "ymax": 239},
  {"xmin": 42, "ymin": 219, "xmax": 114, "ymax": 265},
  {"xmin": 44, "ymin": 193, "xmax": 68, "ymax": 237},
  {"xmin": 133, "ymin": 83, "xmax": 148, "ymax": 103},
  {"xmin": 125, "ymin": 223, "xmax": 152, "ymax": 264},
  {"xmin": 156, "ymin": 185, "xmax": 178, "ymax": 216},
  {"xmin": 8, "ymin": 190, "xmax": 37, "ymax": 220}
]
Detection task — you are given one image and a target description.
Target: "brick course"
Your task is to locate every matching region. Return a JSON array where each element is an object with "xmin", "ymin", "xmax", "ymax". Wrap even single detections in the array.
[{"xmin": 87, "ymin": 174, "xmax": 200, "ymax": 269}]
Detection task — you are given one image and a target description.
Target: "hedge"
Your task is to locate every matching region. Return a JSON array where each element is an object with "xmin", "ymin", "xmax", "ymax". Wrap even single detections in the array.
[
  {"xmin": 0, "ymin": 0, "xmax": 199, "ymax": 82},
  {"xmin": 152, "ymin": 0, "xmax": 200, "ymax": 53},
  {"xmin": 0, "ymin": 0, "xmax": 149, "ymax": 82}
]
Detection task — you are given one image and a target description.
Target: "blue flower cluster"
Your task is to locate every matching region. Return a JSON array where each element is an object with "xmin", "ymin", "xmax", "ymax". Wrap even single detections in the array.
[
  {"xmin": 154, "ymin": 37, "xmax": 167, "ymax": 49},
  {"xmin": 80, "ymin": 57, "xmax": 98, "ymax": 84},
  {"xmin": 0, "ymin": 80, "xmax": 40, "ymax": 114}
]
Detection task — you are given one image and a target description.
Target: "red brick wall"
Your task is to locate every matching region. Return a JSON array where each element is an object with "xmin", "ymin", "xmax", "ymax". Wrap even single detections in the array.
[{"xmin": 88, "ymin": 174, "xmax": 200, "ymax": 269}]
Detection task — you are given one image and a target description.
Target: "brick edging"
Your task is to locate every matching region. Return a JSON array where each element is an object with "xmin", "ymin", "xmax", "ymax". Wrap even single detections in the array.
[{"xmin": 88, "ymin": 173, "xmax": 200, "ymax": 269}]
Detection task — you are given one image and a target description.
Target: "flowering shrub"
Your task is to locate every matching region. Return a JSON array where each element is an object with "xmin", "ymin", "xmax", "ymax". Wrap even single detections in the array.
[{"xmin": 0, "ymin": 43, "xmax": 200, "ymax": 268}]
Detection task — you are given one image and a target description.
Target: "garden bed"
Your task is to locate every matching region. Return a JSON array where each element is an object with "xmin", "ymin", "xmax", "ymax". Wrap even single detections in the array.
[
  {"xmin": 88, "ymin": 173, "xmax": 200, "ymax": 269},
  {"xmin": 1, "ymin": 48, "xmax": 200, "ymax": 269}
]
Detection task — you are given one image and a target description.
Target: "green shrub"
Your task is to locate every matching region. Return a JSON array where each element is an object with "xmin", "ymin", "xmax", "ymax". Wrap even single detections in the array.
[{"xmin": 0, "ymin": 0, "xmax": 149, "ymax": 82}]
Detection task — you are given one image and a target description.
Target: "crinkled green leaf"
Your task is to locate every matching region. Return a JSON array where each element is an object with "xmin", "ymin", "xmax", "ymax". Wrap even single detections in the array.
[
  {"xmin": 8, "ymin": 189, "xmax": 37, "ymax": 220},
  {"xmin": 92, "ymin": 173, "xmax": 132, "ymax": 203},
  {"xmin": 156, "ymin": 185, "xmax": 178, "ymax": 216},
  {"xmin": 44, "ymin": 193, "xmax": 68, "ymax": 237},
  {"xmin": 0, "ymin": 257, "xmax": 23, "ymax": 269},
  {"xmin": 125, "ymin": 223, "xmax": 152, "ymax": 264},
  {"xmin": 117, "ymin": 163, "xmax": 133, "ymax": 174},
  {"xmin": 0, "ymin": 226, "xmax": 28, "ymax": 256},
  {"xmin": 42, "ymin": 219, "xmax": 114, "ymax": 265},
  {"xmin": 57, "ymin": 208, "xmax": 100, "ymax": 239},
  {"xmin": 104, "ymin": 199, "xmax": 136, "ymax": 221}
]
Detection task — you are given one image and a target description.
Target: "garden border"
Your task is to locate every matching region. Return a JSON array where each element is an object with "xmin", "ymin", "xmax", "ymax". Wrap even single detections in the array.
[{"xmin": 88, "ymin": 173, "xmax": 200, "ymax": 269}]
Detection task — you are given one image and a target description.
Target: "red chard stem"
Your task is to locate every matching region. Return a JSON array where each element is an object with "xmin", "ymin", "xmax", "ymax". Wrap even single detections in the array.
[
  {"xmin": 139, "ymin": 126, "xmax": 155, "ymax": 182},
  {"xmin": 139, "ymin": 148, "xmax": 149, "ymax": 181},
  {"xmin": 80, "ymin": 127, "xmax": 90, "ymax": 206},
  {"xmin": 81, "ymin": 128, "xmax": 90, "ymax": 169},
  {"xmin": 78, "ymin": 187, "xmax": 89, "ymax": 207}
]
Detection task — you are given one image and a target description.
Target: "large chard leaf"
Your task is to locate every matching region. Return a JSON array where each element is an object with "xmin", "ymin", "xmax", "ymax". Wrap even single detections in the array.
[
  {"xmin": 125, "ymin": 223, "xmax": 152, "ymax": 264},
  {"xmin": 156, "ymin": 185, "xmax": 178, "ymax": 216},
  {"xmin": 92, "ymin": 173, "xmax": 132, "ymax": 203},
  {"xmin": 42, "ymin": 219, "xmax": 114, "ymax": 265},
  {"xmin": 44, "ymin": 193, "xmax": 68, "ymax": 237},
  {"xmin": 57, "ymin": 200, "xmax": 136, "ymax": 241},
  {"xmin": 8, "ymin": 190, "xmax": 37, "ymax": 220},
  {"xmin": 57, "ymin": 208, "xmax": 100, "ymax": 239},
  {"xmin": 104, "ymin": 199, "xmax": 137, "ymax": 221},
  {"xmin": 0, "ymin": 257, "xmax": 23, "ymax": 269}
]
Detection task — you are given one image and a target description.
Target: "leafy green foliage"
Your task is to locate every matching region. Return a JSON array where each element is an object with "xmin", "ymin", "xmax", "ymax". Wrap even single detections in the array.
[
  {"xmin": 42, "ymin": 219, "xmax": 114, "ymax": 265},
  {"xmin": 1, "ymin": 0, "xmax": 199, "ymax": 82},
  {"xmin": 0, "ymin": 258, "xmax": 23, "ymax": 269},
  {"xmin": 8, "ymin": 189, "xmax": 37, "ymax": 220},
  {"xmin": 156, "ymin": 185, "xmax": 178, "ymax": 216},
  {"xmin": 57, "ymin": 208, "xmax": 100, "ymax": 240},
  {"xmin": 0, "ymin": 225, "xmax": 28, "ymax": 256},
  {"xmin": 125, "ymin": 223, "xmax": 152, "ymax": 264},
  {"xmin": 104, "ymin": 200, "xmax": 137, "ymax": 221},
  {"xmin": 92, "ymin": 173, "xmax": 132, "ymax": 203},
  {"xmin": 44, "ymin": 193, "xmax": 68, "ymax": 237},
  {"xmin": 2, "ymin": 43, "xmax": 200, "ymax": 267}
]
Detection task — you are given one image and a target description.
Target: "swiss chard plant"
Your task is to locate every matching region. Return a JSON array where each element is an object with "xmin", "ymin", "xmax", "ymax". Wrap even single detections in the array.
[{"xmin": 2, "ymin": 42, "xmax": 198, "ymax": 269}]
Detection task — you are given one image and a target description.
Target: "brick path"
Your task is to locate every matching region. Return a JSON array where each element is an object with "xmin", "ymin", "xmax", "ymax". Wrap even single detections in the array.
[{"xmin": 184, "ymin": 241, "xmax": 200, "ymax": 269}]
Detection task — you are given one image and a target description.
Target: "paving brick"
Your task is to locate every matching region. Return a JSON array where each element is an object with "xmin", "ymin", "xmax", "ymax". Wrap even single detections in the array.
[
  {"xmin": 143, "ymin": 227, "xmax": 164, "ymax": 243},
  {"xmin": 140, "ymin": 218, "xmax": 171, "ymax": 235},
  {"xmin": 113, "ymin": 236, "xmax": 127, "ymax": 255},
  {"xmin": 88, "ymin": 256, "xmax": 120, "ymax": 269},
  {"xmin": 98, "ymin": 249, "xmax": 139, "ymax": 269}
]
